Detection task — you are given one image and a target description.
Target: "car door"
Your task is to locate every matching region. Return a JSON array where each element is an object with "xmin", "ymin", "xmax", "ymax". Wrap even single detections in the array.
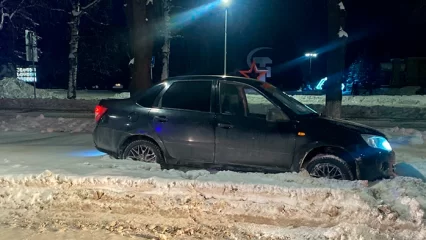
[
  {"xmin": 150, "ymin": 80, "xmax": 215, "ymax": 163},
  {"xmin": 214, "ymin": 81, "xmax": 296, "ymax": 169}
]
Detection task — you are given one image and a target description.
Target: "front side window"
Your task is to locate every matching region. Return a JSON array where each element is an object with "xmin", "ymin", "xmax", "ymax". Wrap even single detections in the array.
[
  {"xmin": 161, "ymin": 81, "xmax": 212, "ymax": 112},
  {"xmin": 244, "ymin": 88, "xmax": 277, "ymax": 117},
  {"xmin": 259, "ymin": 82, "xmax": 317, "ymax": 115},
  {"xmin": 219, "ymin": 83, "xmax": 246, "ymax": 116},
  {"xmin": 220, "ymin": 82, "xmax": 286, "ymax": 120}
]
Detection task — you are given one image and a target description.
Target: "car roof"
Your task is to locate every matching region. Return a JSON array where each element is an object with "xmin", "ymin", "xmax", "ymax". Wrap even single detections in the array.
[{"xmin": 165, "ymin": 75, "xmax": 261, "ymax": 85}]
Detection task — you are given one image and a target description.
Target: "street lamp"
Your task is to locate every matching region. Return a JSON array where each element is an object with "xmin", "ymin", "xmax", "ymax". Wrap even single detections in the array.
[
  {"xmin": 222, "ymin": 0, "xmax": 230, "ymax": 75},
  {"xmin": 305, "ymin": 52, "xmax": 317, "ymax": 75},
  {"xmin": 222, "ymin": 0, "xmax": 230, "ymax": 6}
]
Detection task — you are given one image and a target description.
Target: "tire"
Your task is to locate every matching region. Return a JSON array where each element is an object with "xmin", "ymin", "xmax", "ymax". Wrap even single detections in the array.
[
  {"xmin": 305, "ymin": 154, "xmax": 354, "ymax": 181},
  {"xmin": 122, "ymin": 140, "xmax": 165, "ymax": 166}
]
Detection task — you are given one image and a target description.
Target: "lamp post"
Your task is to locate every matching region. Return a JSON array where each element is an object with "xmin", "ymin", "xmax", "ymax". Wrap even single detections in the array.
[
  {"xmin": 305, "ymin": 53, "xmax": 318, "ymax": 75},
  {"xmin": 304, "ymin": 52, "xmax": 317, "ymax": 90},
  {"xmin": 222, "ymin": 0, "xmax": 230, "ymax": 75}
]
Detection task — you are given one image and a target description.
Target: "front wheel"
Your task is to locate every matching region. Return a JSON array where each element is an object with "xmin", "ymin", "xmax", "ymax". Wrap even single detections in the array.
[
  {"xmin": 122, "ymin": 140, "xmax": 164, "ymax": 165},
  {"xmin": 306, "ymin": 155, "xmax": 354, "ymax": 181}
]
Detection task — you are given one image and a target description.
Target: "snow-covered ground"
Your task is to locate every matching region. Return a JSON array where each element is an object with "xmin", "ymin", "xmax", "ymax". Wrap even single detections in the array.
[
  {"xmin": 0, "ymin": 226, "xmax": 141, "ymax": 240},
  {"xmin": 1, "ymin": 78, "xmax": 426, "ymax": 239},
  {"xmin": 0, "ymin": 78, "xmax": 55, "ymax": 99},
  {"xmin": 0, "ymin": 117, "xmax": 426, "ymax": 239}
]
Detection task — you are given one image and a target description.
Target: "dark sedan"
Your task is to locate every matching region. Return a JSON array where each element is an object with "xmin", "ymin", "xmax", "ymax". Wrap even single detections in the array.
[{"xmin": 93, "ymin": 76, "xmax": 395, "ymax": 181}]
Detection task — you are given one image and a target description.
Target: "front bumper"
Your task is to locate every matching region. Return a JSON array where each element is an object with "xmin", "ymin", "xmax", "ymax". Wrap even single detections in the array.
[{"xmin": 355, "ymin": 150, "xmax": 396, "ymax": 181}]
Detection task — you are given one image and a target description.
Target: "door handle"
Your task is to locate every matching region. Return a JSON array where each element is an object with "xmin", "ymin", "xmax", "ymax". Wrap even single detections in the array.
[
  {"xmin": 154, "ymin": 116, "xmax": 168, "ymax": 123},
  {"xmin": 218, "ymin": 123, "xmax": 234, "ymax": 129}
]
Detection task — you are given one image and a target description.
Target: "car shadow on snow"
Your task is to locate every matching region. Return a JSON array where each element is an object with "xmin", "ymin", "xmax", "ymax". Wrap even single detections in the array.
[{"xmin": 394, "ymin": 162, "xmax": 426, "ymax": 182}]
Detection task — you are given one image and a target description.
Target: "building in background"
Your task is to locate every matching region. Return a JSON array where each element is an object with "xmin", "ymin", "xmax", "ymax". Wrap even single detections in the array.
[{"xmin": 380, "ymin": 57, "xmax": 426, "ymax": 88}]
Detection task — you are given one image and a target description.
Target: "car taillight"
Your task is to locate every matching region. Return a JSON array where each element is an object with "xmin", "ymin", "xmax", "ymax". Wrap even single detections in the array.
[{"xmin": 95, "ymin": 105, "xmax": 108, "ymax": 122}]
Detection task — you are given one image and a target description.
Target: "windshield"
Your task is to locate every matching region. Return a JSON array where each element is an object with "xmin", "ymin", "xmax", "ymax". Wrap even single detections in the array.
[{"xmin": 259, "ymin": 83, "xmax": 317, "ymax": 115}]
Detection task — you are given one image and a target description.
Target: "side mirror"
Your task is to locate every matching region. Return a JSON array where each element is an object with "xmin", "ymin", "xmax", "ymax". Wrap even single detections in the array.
[{"xmin": 266, "ymin": 108, "xmax": 288, "ymax": 122}]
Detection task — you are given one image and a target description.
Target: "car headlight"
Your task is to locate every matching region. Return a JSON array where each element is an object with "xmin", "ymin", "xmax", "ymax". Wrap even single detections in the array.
[{"xmin": 361, "ymin": 134, "xmax": 392, "ymax": 151}]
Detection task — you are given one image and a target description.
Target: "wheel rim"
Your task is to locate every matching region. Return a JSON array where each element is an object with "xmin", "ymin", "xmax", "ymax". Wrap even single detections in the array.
[
  {"xmin": 310, "ymin": 163, "xmax": 344, "ymax": 180},
  {"xmin": 127, "ymin": 145, "xmax": 157, "ymax": 162}
]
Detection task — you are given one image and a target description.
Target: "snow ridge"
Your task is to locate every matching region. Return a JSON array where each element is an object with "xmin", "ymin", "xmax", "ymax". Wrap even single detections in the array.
[{"xmin": 0, "ymin": 170, "xmax": 425, "ymax": 239}]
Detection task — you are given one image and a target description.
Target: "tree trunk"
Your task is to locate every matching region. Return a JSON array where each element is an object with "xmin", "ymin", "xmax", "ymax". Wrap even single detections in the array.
[
  {"xmin": 67, "ymin": 2, "xmax": 81, "ymax": 99},
  {"xmin": 324, "ymin": 0, "xmax": 347, "ymax": 118},
  {"xmin": 127, "ymin": 0, "xmax": 155, "ymax": 97},
  {"xmin": 161, "ymin": 38, "xmax": 171, "ymax": 80},
  {"xmin": 161, "ymin": 0, "xmax": 171, "ymax": 81}
]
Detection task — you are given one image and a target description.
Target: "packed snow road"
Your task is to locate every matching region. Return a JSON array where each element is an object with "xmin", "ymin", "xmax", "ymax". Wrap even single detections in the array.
[
  {"xmin": 0, "ymin": 132, "xmax": 101, "ymax": 176},
  {"xmin": 1, "ymin": 130, "xmax": 425, "ymax": 178}
]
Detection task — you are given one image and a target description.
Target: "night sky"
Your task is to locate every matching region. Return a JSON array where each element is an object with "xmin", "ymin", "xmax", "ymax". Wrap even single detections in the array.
[{"xmin": 33, "ymin": 0, "xmax": 426, "ymax": 90}]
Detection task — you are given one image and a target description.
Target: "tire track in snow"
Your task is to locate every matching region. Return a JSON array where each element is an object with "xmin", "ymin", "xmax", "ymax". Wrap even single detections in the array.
[{"xmin": 0, "ymin": 171, "xmax": 425, "ymax": 239}]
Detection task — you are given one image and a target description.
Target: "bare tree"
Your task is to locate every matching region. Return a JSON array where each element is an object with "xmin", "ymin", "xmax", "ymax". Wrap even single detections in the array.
[
  {"xmin": 324, "ymin": 0, "xmax": 347, "ymax": 118},
  {"xmin": 160, "ymin": 0, "xmax": 171, "ymax": 81},
  {"xmin": 66, "ymin": 0, "xmax": 105, "ymax": 99},
  {"xmin": 0, "ymin": 0, "xmax": 39, "ymax": 31},
  {"xmin": 0, "ymin": 0, "xmax": 40, "ymax": 66}
]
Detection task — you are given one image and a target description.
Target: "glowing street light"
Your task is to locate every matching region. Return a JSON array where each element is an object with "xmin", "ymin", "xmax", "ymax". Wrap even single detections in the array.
[
  {"xmin": 222, "ymin": 0, "xmax": 231, "ymax": 6},
  {"xmin": 222, "ymin": 0, "xmax": 231, "ymax": 75},
  {"xmin": 305, "ymin": 52, "xmax": 317, "ymax": 75},
  {"xmin": 305, "ymin": 53, "xmax": 318, "ymax": 58}
]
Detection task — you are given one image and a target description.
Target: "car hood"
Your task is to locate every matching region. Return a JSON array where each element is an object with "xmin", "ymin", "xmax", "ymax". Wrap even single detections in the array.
[{"xmin": 315, "ymin": 117, "xmax": 386, "ymax": 137}]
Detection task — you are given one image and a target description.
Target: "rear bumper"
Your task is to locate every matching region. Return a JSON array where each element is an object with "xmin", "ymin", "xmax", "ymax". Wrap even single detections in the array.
[
  {"xmin": 93, "ymin": 126, "xmax": 131, "ymax": 159},
  {"xmin": 355, "ymin": 150, "xmax": 396, "ymax": 181}
]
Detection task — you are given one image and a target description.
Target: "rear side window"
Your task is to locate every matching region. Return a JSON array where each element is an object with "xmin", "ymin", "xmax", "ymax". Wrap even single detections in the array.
[
  {"xmin": 161, "ymin": 81, "xmax": 212, "ymax": 112},
  {"xmin": 137, "ymin": 84, "xmax": 165, "ymax": 107}
]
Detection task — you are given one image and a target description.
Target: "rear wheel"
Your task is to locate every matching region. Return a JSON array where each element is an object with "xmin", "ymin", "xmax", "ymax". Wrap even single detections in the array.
[
  {"xmin": 122, "ymin": 140, "xmax": 165, "ymax": 165},
  {"xmin": 306, "ymin": 155, "xmax": 354, "ymax": 181}
]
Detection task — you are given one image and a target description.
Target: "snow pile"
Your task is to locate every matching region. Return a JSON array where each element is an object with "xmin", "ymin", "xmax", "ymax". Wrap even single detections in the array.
[
  {"xmin": 292, "ymin": 95, "xmax": 426, "ymax": 107},
  {"xmin": 0, "ymin": 98, "xmax": 97, "ymax": 111},
  {"xmin": 113, "ymin": 92, "xmax": 130, "ymax": 99},
  {"xmin": 0, "ymin": 169, "xmax": 425, "ymax": 239},
  {"xmin": 0, "ymin": 114, "xmax": 94, "ymax": 133},
  {"xmin": 113, "ymin": 91, "xmax": 426, "ymax": 108},
  {"xmin": 0, "ymin": 78, "xmax": 55, "ymax": 99},
  {"xmin": 0, "ymin": 226, "xmax": 133, "ymax": 240}
]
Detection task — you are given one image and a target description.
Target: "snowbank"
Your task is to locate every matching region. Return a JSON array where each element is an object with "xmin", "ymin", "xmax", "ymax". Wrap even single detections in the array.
[
  {"xmin": 0, "ymin": 227, "xmax": 134, "ymax": 240},
  {"xmin": 0, "ymin": 169, "xmax": 425, "ymax": 239},
  {"xmin": 0, "ymin": 78, "xmax": 55, "ymax": 99},
  {"xmin": 245, "ymin": 94, "xmax": 426, "ymax": 119},
  {"xmin": 113, "ymin": 91, "xmax": 426, "ymax": 107},
  {"xmin": 293, "ymin": 95, "xmax": 426, "ymax": 107},
  {"xmin": 0, "ymin": 98, "xmax": 97, "ymax": 111},
  {"xmin": 1, "ymin": 78, "xmax": 426, "ymax": 110},
  {"xmin": 1, "ymin": 86, "xmax": 426, "ymax": 119},
  {"xmin": 0, "ymin": 114, "xmax": 94, "ymax": 133},
  {"xmin": 113, "ymin": 92, "xmax": 130, "ymax": 99}
]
